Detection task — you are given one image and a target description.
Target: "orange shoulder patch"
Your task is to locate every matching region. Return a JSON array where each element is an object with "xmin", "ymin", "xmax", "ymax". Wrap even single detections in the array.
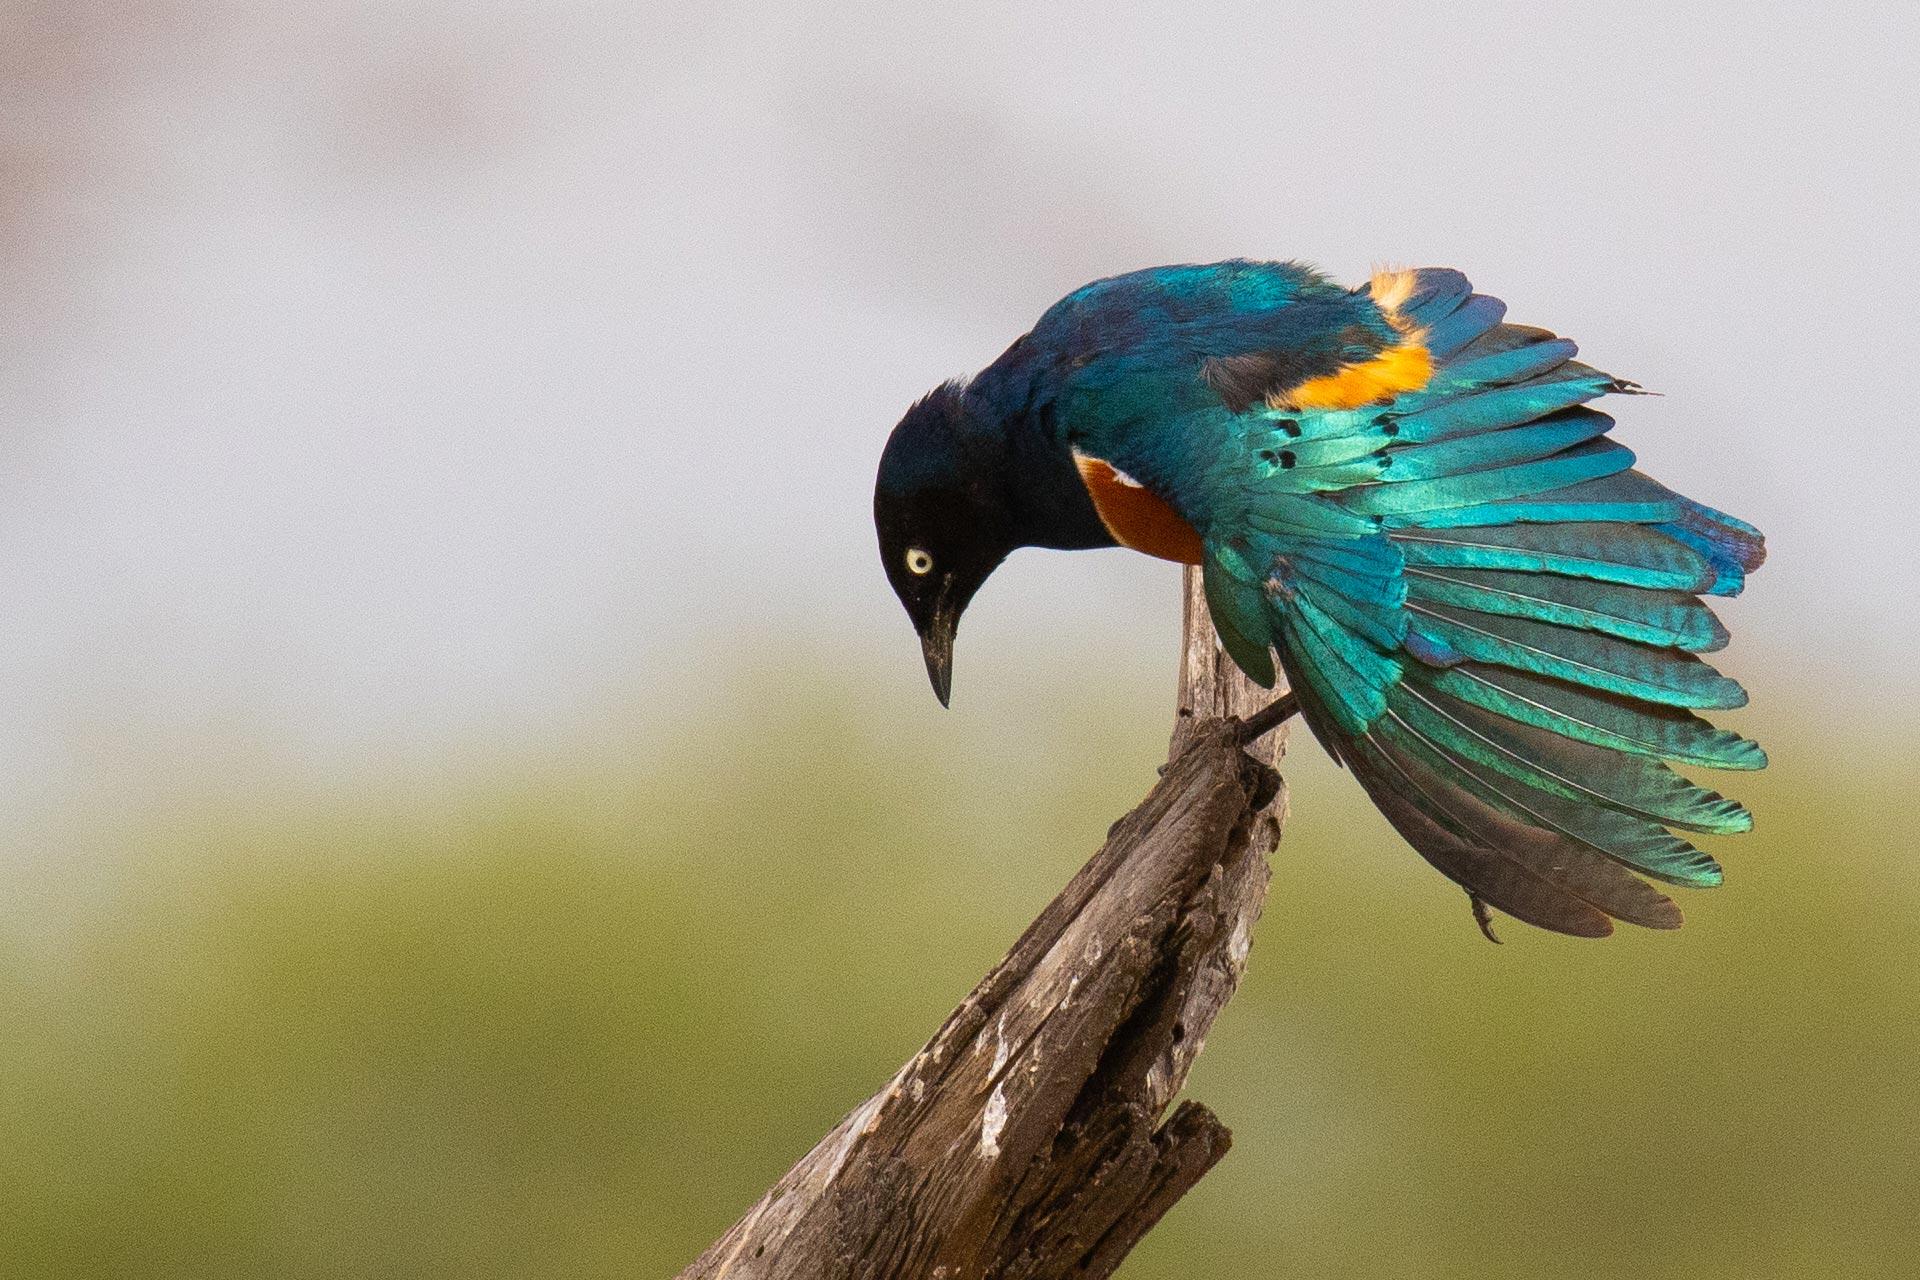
[
  {"xmin": 1266, "ymin": 267, "xmax": 1434, "ymax": 412},
  {"xmin": 1271, "ymin": 342, "xmax": 1433, "ymax": 412},
  {"xmin": 1072, "ymin": 452, "xmax": 1205, "ymax": 565}
]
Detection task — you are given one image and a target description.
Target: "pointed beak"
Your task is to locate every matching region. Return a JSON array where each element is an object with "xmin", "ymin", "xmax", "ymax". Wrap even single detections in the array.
[{"xmin": 918, "ymin": 605, "xmax": 957, "ymax": 708}]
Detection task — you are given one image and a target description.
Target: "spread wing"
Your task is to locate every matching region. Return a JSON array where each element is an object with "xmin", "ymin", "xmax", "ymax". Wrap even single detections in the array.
[{"xmin": 1065, "ymin": 266, "xmax": 1765, "ymax": 937}]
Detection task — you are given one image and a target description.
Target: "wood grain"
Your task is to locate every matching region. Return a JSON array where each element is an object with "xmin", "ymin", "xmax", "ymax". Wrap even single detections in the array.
[{"xmin": 677, "ymin": 567, "xmax": 1293, "ymax": 1279}]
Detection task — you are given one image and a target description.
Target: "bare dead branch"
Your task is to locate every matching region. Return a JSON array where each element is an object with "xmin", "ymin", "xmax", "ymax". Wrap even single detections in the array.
[{"xmin": 677, "ymin": 567, "xmax": 1293, "ymax": 1280}]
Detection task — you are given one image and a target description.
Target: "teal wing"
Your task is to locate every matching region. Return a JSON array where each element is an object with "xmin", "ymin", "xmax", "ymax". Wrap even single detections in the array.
[{"xmin": 1173, "ymin": 271, "xmax": 1765, "ymax": 936}]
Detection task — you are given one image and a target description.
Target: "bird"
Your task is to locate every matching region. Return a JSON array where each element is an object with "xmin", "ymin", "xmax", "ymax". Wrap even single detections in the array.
[{"xmin": 873, "ymin": 260, "xmax": 1764, "ymax": 939}]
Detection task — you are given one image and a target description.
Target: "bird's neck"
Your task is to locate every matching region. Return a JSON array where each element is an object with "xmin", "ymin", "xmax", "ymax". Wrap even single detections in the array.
[{"xmin": 963, "ymin": 385, "xmax": 1114, "ymax": 553}]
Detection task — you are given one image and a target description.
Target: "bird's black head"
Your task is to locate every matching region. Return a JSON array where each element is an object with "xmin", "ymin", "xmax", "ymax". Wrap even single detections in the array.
[{"xmin": 874, "ymin": 381, "xmax": 1017, "ymax": 706}]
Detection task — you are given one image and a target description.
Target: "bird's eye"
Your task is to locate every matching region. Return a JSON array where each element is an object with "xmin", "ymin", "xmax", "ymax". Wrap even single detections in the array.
[{"xmin": 905, "ymin": 547, "xmax": 934, "ymax": 576}]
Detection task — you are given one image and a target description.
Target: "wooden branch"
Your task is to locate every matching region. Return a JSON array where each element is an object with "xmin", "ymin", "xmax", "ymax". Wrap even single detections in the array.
[{"xmin": 678, "ymin": 567, "xmax": 1293, "ymax": 1280}]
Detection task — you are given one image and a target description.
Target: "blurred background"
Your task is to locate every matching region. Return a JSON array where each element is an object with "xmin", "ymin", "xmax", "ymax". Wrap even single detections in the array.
[{"xmin": 3, "ymin": 2, "xmax": 1916, "ymax": 1276}]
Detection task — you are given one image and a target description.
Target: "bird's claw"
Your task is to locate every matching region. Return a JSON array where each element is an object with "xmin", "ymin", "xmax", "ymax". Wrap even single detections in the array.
[{"xmin": 1468, "ymin": 892, "xmax": 1501, "ymax": 944}]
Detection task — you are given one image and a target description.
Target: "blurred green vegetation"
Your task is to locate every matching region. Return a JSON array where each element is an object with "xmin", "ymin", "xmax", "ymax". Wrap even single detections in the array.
[{"xmin": 0, "ymin": 667, "xmax": 1912, "ymax": 1278}]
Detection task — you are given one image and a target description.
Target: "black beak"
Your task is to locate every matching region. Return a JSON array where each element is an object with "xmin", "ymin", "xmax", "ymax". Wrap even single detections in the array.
[{"xmin": 918, "ymin": 603, "xmax": 957, "ymax": 708}]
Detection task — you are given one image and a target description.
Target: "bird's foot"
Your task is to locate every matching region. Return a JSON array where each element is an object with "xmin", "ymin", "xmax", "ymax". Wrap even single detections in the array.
[
  {"xmin": 1468, "ymin": 892, "xmax": 1502, "ymax": 944},
  {"xmin": 1234, "ymin": 691, "xmax": 1299, "ymax": 744}
]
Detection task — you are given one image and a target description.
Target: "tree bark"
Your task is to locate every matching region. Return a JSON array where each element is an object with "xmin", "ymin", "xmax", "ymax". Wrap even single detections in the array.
[{"xmin": 677, "ymin": 567, "xmax": 1292, "ymax": 1279}]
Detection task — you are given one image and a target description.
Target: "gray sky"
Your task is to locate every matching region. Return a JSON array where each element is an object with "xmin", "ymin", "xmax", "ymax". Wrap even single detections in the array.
[{"xmin": 3, "ymin": 1, "xmax": 1915, "ymax": 849}]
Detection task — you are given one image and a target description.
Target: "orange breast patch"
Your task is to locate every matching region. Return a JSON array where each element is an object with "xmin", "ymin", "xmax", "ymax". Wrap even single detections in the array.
[{"xmin": 1072, "ymin": 452, "xmax": 1205, "ymax": 565}]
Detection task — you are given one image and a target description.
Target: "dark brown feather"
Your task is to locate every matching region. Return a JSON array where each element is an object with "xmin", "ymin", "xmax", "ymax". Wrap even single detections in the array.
[{"xmin": 1200, "ymin": 324, "xmax": 1386, "ymax": 413}]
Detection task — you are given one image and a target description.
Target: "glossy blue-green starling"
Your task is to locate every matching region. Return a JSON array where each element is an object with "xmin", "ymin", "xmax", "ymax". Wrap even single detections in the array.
[{"xmin": 874, "ymin": 261, "xmax": 1765, "ymax": 938}]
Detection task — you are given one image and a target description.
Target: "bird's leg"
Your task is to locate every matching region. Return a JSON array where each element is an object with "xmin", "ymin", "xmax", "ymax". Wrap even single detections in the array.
[
  {"xmin": 1468, "ymin": 892, "xmax": 1502, "ymax": 944},
  {"xmin": 1234, "ymin": 690, "xmax": 1299, "ymax": 744}
]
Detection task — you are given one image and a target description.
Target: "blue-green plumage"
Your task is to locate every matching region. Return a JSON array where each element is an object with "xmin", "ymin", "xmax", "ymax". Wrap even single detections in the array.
[{"xmin": 874, "ymin": 260, "xmax": 1765, "ymax": 938}]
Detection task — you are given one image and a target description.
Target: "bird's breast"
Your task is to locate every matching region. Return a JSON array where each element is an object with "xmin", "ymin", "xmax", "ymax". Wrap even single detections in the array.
[{"xmin": 1070, "ymin": 451, "xmax": 1205, "ymax": 565}]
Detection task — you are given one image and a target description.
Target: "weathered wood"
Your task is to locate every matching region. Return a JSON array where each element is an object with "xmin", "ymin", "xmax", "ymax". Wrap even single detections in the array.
[
  {"xmin": 1173, "ymin": 567, "xmax": 1292, "ymax": 780},
  {"xmin": 677, "ymin": 567, "xmax": 1294, "ymax": 1280}
]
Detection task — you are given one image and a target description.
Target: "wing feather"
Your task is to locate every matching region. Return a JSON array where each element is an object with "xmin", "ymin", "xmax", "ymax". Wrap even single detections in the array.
[{"xmin": 1059, "ymin": 265, "xmax": 1763, "ymax": 936}]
